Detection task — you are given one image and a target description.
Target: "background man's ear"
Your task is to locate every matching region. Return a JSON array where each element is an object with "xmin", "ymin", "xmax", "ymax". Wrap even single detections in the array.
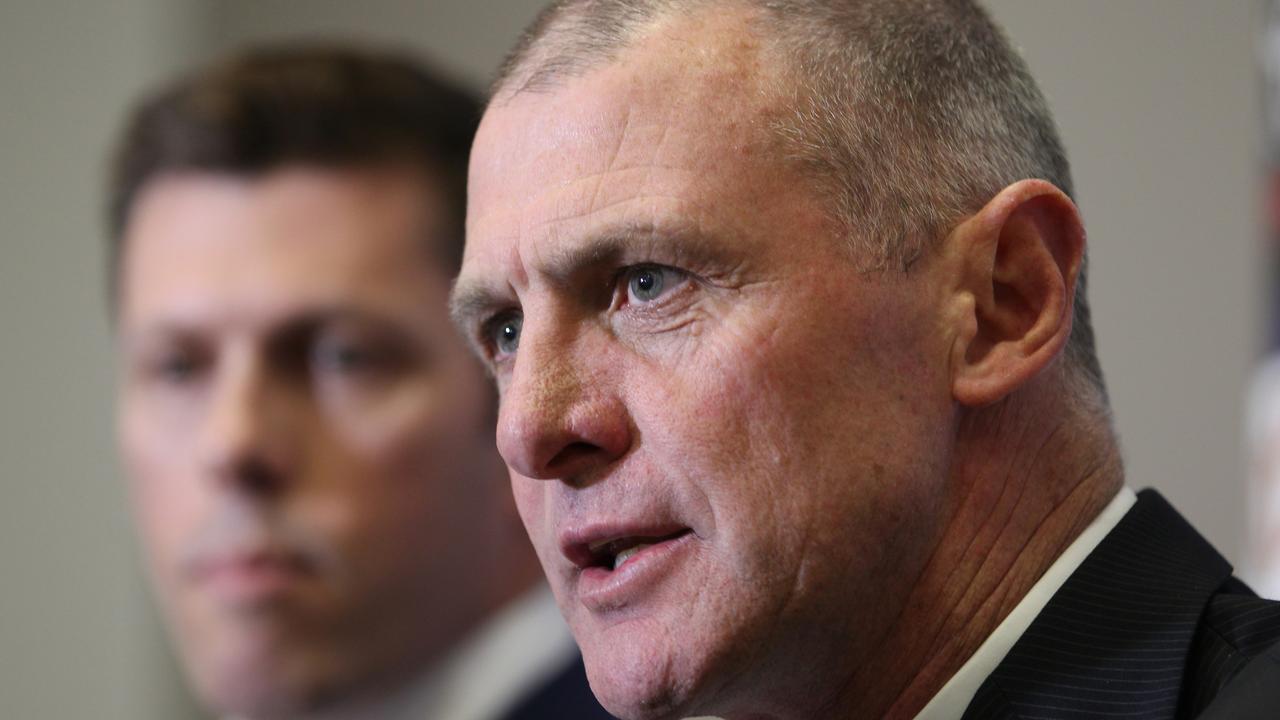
[{"xmin": 946, "ymin": 179, "xmax": 1085, "ymax": 407}]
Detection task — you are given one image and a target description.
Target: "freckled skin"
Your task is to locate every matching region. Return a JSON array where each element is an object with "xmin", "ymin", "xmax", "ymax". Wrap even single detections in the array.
[
  {"xmin": 118, "ymin": 168, "xmax": 527, "ymax": 718},
  {"xmin": 461, "ymin": 11, "xmax": 964, "ymax": 720}
]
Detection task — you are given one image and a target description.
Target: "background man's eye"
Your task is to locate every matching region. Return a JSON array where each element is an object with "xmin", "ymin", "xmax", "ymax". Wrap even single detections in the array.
[
  {"xmin": 143, "ymin": 350, "xmax": 206, "ymax": 386},
  {"xmin": 626, "ymin": 266, "xmax": 684, "ymax": 304},
  {"xmin": 155, "ymin": 355, "xmax": 200, "ymax": 383},
  {"xmin": 492, "ymin": 314, "xmax": 522, "ymax": 357},
  {"xmin": 314, "ymin": 342, "xmax": 373, "ymax": 373}
]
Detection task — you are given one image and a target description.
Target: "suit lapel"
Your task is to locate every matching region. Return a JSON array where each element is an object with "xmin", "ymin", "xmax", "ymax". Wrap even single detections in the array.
[{"xmin": 961, "ymin": 490, "xmax": 1232, "ymax": 720}]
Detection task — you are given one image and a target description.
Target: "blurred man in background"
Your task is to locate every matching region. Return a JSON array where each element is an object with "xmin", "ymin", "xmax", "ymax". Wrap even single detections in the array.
[{"xmin": 109, "ymin": 45, "xmax": 612, "ymax": 720}]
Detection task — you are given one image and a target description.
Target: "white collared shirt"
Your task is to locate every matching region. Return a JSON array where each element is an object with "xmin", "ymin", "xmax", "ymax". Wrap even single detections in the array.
[
  {"xmin": 229, "ymin": 584, "xmax": 578, "ymax": 720},
  {"xmin": 407, "ymin": 584, "xmax": 579, "ymax": 720},
  {"xmin": 913, "ymin": 487, "xmax": 1138, "ymax": 720}
]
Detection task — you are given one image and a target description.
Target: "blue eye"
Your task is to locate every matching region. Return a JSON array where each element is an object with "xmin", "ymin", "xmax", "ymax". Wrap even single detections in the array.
[
  {"xmin": 625, "ymin": 266, "xmax": 684, "ymax": 304},
  {"xmin": 491, "ymin": 313, "xmax": 522, "ymax": 358}
]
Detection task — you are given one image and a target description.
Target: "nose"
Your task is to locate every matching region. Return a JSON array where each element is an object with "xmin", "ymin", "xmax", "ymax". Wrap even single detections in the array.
[
  {"xmin": 496, "ymin": 328, "xmax": 631, "ymax": 482},
  {"xmin": 199, "ymin": 350, "xmax": 295, "ymax": 496}
]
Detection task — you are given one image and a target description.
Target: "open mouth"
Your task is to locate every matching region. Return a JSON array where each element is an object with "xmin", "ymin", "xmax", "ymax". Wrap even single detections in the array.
[{"xmin": 581, "ymin": 529, "xmax": 693, "ymax": 572}]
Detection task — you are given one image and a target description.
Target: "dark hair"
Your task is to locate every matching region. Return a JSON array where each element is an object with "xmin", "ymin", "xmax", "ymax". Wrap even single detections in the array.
[{"xmin": 108, "ymin": 42, "xmax": 481, "ymax": 278}]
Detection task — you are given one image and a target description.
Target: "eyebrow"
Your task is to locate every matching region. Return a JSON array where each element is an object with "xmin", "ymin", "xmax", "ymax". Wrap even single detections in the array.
[
  {"xmin": 448, "ymin": 280, "xmax": 509, "ymax": 341},
  {"xmin": 449, "ymin": 218, "xmax": 736, "ymax": 347},
  {"xmin": 124, "ymin": 306, "xmax": 413, "ymax": 350},
  {"xmin": 449, "ymin": 222, "xmax": 693, "ymax": 333}
]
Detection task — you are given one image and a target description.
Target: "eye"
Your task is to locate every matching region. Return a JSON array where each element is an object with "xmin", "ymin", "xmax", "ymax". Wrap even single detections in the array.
[
  {"xmin": 486, "ymin": 312, "xmax": 523, "ymax": 360},
  {"xmin": 142, "ymin": 348, "xmax": 207, "ymax": 386},
  {"xmin": 624, "ymin": 265, "xmax": 686, "ymax": 304},
  {"xmin": 154, "ymin": 353, "xmax": 201, "ymax": 384},
  {"xmin": 310, "ymin": 328, "xmax": 406, "ymax": 379},
  {"xmin": 313, "ymin": 339, "xmax": 376, "ymax": 374}
]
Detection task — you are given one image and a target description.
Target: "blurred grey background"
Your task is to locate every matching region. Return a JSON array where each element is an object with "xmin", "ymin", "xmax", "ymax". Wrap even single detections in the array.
[{"xmin": 0, "ymin": 1, "xmax": 1263, "ymax": 717}]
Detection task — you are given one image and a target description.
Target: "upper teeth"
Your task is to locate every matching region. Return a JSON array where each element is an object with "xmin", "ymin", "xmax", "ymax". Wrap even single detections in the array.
[{"xmin": 613, "ymin": 543, "xmax": 652, "ymax": 570}]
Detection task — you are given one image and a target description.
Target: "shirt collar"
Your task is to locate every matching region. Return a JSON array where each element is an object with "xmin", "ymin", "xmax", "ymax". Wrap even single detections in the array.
[
  {"xmin": 411, "ymin": 583, "xmax": 578, "ymax": 720},
  {"xmin": 913, "ymin": 486, "xmax": 1138, "ymax": 720},
  {"xmin": 226, "ymin": 584, "xmax": 577, "ymax": 720}
]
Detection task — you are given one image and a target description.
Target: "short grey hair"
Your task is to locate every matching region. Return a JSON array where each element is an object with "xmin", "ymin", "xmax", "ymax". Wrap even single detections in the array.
[{"xmin": 492, "ymin": 0, "xmax": 1106, "ymax": 401}]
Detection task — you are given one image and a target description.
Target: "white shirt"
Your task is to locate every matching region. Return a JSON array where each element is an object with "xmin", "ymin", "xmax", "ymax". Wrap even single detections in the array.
[
  {"xmin": 408, "ymin": 584, "xmax": 579, "ymax": 720},
  {"xmin": 913, "ymin": 486, "xmax": 1138, "ymax": 720},
  {"xmin": 229, "ymin": 584, "xmax": 579, "ymax": 720}
]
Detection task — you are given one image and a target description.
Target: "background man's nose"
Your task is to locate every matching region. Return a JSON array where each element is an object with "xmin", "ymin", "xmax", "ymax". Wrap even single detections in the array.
[{"xmin": 199, "ymin": 354, "xmax": 295, "ymax": 496}]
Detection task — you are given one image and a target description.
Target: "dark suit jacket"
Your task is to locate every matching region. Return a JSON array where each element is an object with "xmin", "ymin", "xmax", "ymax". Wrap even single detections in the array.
[
  {"xmin": 501, "ymin": 654, "xmax": 616, "ymax": 720},
  {"xmin": 960, "ymin": 489, "xmax": 1280, "ymax": 719}
]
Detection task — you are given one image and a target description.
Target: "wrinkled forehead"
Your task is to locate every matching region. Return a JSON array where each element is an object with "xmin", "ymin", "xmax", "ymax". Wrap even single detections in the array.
[{"xmin": 465, "ymin": 7, "xmax": 785, "ymax": 256}]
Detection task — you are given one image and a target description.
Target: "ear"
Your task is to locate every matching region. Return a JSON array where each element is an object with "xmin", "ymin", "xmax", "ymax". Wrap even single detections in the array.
[{"xmin": 945, "ymin": 179, "xmax": 1085, "ymax": 407}]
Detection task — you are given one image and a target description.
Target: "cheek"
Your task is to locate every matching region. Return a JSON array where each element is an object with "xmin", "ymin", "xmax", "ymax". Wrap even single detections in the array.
[
  {"xmin": 315, "ymin": 417, "xmax": 445, "ymax": 543},
  {"xmin": 636, "ymin": 280, "xmax": 950, "ymax": 556},
  {"xmin": 324, "ymin": 351, "xmax": 495, "ymax": 466},
  {"xmin": 313, "ymin": 379, "xmax": 499, "ymax": 572},
  {"xmin": 322, "ymin": 375, "xmax": 486, "ymax": 501},
  {"xmin": 121, "ymin": 410, "xmax": 203, "ymax": 573},
  {"xmin": 323, "ymin": 381, "xmax": 445, "ymax": 452},
  {"xmin": 637, "ymin": 302, "xmax": 809, "ymax": 494}
]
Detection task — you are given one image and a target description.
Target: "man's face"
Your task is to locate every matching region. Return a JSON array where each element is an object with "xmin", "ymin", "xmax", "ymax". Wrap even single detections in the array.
[
  {"xmin": 118, "ymin": 168, "xmax": 508, "ymax": 716},
  {"xmin": 457, "ymin": 15, "xmax": 960, "ymax": 720}
]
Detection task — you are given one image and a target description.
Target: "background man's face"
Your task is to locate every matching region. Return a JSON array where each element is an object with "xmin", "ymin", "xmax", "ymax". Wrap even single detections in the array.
[
  {"xmin": 117, "ymin": 167, "xmax": 507, "ymax": 716},
  {"xmin": 459, "ymin": 14, "xmax": 959, "ymax": 719}
]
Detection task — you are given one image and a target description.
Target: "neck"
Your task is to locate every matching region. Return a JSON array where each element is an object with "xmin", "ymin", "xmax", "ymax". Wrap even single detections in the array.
[
  {"xmin": 295, "ymin": 668, "xmax": 437, "ymax": 720},
  {"xmin": 830, "ymin": 380, "xmax": 1124, "ymax": 720}
]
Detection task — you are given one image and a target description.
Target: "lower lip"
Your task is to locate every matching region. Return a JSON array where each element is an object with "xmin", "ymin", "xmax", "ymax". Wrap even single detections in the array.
[
  {"xmin": 196, "ymin": 559, "xmax": 310, "ymax": 605},
  {"xmin": 575, "ymin": 531, "xmax": 696, "ymax": 612}
]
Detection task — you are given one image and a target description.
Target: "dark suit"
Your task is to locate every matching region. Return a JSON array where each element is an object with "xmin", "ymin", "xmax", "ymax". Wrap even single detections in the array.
[
  {"xmin": 502, "ymin": 654, "xmax": 616, "ymax": 720},
  {"xmin": 961, "ymin": 489, "xmax": 1280, "ymax": 719}
]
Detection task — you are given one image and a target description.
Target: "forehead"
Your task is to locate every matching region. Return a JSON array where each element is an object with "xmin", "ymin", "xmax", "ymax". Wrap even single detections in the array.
[
  {"xmin": 120, "ymin": 168, "xmax": 449, "ymax": 333},
  {"xmin": 478, "ymin": 10, "xmax": 778, "ymax": 176},
  {"xmin": 463, "ymin": 8, "xmax": 794, "ymax": 277}
]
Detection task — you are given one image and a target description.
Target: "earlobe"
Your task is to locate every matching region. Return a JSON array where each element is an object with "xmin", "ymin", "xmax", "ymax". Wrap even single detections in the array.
[{"xmin": 948, "ymin": 180, "xmax": 1084, "ymax": 407}]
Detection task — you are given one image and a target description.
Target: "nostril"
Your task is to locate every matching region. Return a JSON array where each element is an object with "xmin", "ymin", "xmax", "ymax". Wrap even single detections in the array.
[
  {"xmin": 546, "ymin": 441, "xmax": 605, "ymax": 479},
  {"xmin": 217, "ymin": 455, "xmax": 287, "ymax": 496},
  {"xmin": 497, "ymin": 391, "xmax": 632, "ymax": 481}
]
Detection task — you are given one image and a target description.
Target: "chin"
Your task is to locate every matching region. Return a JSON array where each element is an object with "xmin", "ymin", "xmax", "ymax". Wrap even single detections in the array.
[
  {"xmin": 197, "ymin": 671, "xmax": 306, "ymax": 720},
  {"xmin": 577, "ymin": 615, "xmax": 716, "ymax": 720},
  {"xmin": 188, "ymin": 640, "xmax": 330, "ymax": 720}
]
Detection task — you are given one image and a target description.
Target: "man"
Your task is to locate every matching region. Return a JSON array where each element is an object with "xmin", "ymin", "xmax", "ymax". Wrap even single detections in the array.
[
  {"xmin": 452, "ymin": 1, "xmax": 1280, "ymax": 718},
  {"xmin": 110, "ymin": 46, "xmax": 613, "ymax": 720}
]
